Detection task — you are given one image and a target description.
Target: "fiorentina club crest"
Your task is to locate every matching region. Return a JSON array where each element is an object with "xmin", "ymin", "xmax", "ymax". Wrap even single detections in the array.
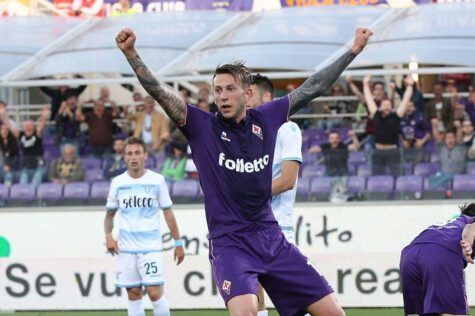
[
  {"xmin": 222, "ymin": 280, "xmax": 232, "ymax": 295},
  {"xmin": 252, "ymin": 124, "xmax": 263, "ymax": 140}
]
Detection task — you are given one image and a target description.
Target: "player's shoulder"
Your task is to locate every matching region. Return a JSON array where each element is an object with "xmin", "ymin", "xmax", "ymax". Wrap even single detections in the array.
[
  {"xmin": 277, "ymin": 121, "xmax": 301, "ymax": 137},
  {"xmin": 110, "ymin": 171, "xmax": 129, "ymax": 185},
  {"xmin": 144, "ymin": 169, "xmax": 166, "ymax": 182}
]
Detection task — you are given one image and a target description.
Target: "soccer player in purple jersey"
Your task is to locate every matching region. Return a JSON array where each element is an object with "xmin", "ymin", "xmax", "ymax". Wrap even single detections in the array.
[
  {"xmin": 400, "ymin": 203, "xmax": 475, "ymax": 316},
  {"xmin": 116, "ymin": 27, "xmax": 371, "ymax": 316}
]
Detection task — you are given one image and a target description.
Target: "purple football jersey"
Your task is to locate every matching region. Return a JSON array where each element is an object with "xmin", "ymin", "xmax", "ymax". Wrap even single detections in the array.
[
  {"xmin": 179, "ymin": 96, "xmax": 290, "ymax": 238},
  {"xmin": 411, "ymin": 215, "xmax": 475, "ymax": 263}
]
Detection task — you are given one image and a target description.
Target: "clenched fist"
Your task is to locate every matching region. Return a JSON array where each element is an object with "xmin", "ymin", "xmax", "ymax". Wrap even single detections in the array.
[
  {"xmin": 351, "ymin": 28, "xmax": 373, "ymax": 55},
  {"xmin": 116, "ymin": 28, "xmax": 137, "ymax": 58}
]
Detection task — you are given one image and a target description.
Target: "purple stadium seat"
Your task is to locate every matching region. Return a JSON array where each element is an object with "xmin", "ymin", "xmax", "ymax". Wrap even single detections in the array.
[
  {"xmin": 64, "ymin": 182, "xmax": 90, "ymax": 203},
  {"xmin": 0, "ymin": 184, "xmax": 9, "ymax": 201},
  {"xmin": 357, "ymin": 164, "xmax": 372, "ymax": 177},
  {"xmin": 301, "ymin": 164, "xmax": 326, "ymax": 178},
  {"xmin": 37, "ymin": 183, "xmax": 63, "ymax": 203},
  {"xmin": 91, "ymin": 181, "xmax": 110, "ymax": 199},
  {"xmin": 296, "ymin": 178, "xmax": 311, "ymax": 201},
  {"xmin": 81, "ymin": 157, "xmax": 102, "ymax": 170},
  {"xmin": 348, "ymin": 151, "xmax": 366, "ymax": 165},
  {"xmin": 430, "ymin": 152, "xmax": 440, "ymax": 163},
  {"xmin": 367, "ymin": 175, "xmax": 394, "ymax": 200},
  {"xmin": 413, "ymin": 163, "xmax": 440, "ymax": 177},
  {"xmin": 452, "ymin": 175, "xmax": 475, "ymax": 199},
  {"xmin": 85, "ymin": 169, "xmax": 106, "ymax": 183},
  {"xmin": 302, "ymin": 152, "xmax": 319, "ymax": 165},
  {"xmin": 172, "ymin": 180, "xmax": 199, "ymax": 203},
  {"xmin": 347, "ymin": 176, "xmax": 366, "ymax": 195},
  {"xmin": 335, "ymin": 127, "xmax": 350, "ymax": 140},
  {"xmin": 9, "ymin": 184, "xmax": 36, "ymax": 204},
  {"xmin": 155, "ymin": 155, "xmax": 166, "ymax": 170},
  {"xmin": 302, "ymin": 128, "xmax": 325, "ymax": 142},
  {"xmin": 395, "ymin": 175, "xmax": 423, "ymax": 200},
  {"xmin": 310, "ymin": 176, "xmax": 333, "ymax": 201}
]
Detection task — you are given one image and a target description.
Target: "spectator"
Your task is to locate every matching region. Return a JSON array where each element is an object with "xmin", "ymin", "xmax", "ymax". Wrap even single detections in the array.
[
  {"xmin": 128, "ymin": 96, "xmax": 169, "ymax": 153},
  {"xmin": 179, "ymin": 87, "xmax": 191, "ymax": 104},
  {"xmin": 318, "ymin": 84, "xmax": 351, "ymax": 130},
  {"xmin": 48, "ymin": 144, "xmax": 84, "ymax": 184},
  {"xmin": 76, "ymin": 99, "xmax": 118, "ymax": 157},
  {"xmin": 400, "ymin": 100, "xmax": 432, "ymax": 163},
  {"xmin": 463, "ymin": 90, "xmax": 475, "ymax": 127},
  {"xmin": 196, "ymin": 99, "xmax": 211, "ymax": 112},
  {"xmin": 110, "ymin": 0, "xmax": 139, "ymax": 16},
  {"xmin": 393, "ymin": 78, "xmax": 425, "ymax": 115},
  {"xmin": 0, "ymin": 124, "xmax": 19, "ymax": 186},
  {"xmin": 0, "ymin": 100, "xmax": 19, "ymax": 130},
  {"xmin": 347, "ymin": 75, "xmax": 386, "ymax": 152},
  {"xmin": 198, "ymin": 87, "xmax": 218, "ymax": 113},
  {"xmin": 461, "ymin": 119, "xmax": 475, "ymax": 161},
  {"xmin": 308, "ymin": 130, "xmax": 360, "ymax": 177},
  {"xmin": 425, "ymin": 82, "xmax": 454, "ymax": 136},
  {"xmin": 162, "ymin": 141, "xmax": 187, "ymax": 181},
  {"xmin": 39, "ymin": 75, "xmax": 87, "ymax": 120},
  {"xmin": 364, "ymin": 75, "xmax": 414, "ymax": 176},
  {"xmin": 428, "ymin": 130, "xmax": 466, "ymax": 190},
  {"xmin": 56, "ymin": 93, "xmax": 81, "ymax": 149},
  {"xmin": 19, "ymin": 108, "xmax": 49, "ymax": 187},
  {"xmin": 103, "ymin": 139, "xmax": 127, "ymax": 180}
]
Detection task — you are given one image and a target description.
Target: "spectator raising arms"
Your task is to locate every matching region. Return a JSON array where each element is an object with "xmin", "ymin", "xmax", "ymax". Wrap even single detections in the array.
[
  {"xmin": 19, "ymin": 107, "xmax": 49, "ymax": 187},
  {"xmin": 364, "ymin": 75, "xmax": 414, "ymax": 176}
]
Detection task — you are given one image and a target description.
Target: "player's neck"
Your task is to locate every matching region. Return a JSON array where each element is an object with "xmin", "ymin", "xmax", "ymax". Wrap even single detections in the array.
[{"xmin": 127, "ymin": 168, "xmax": 146, "ymax": 179}]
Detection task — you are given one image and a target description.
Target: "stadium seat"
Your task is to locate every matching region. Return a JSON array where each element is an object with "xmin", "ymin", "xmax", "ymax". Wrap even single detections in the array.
[
  {"xmin": 145, "ymin": 156, "xmax": 156, "ymax": 169},
  {"xmin": 37, "ymin": 183, "xmax": 63, "ymax": 206},
  {"xmin": 171, "ymin": 179, "xmax": 200, "ymax": 203},
  {"xmin": 81, "ymin": 157, "xmax": 102, "ymax": 170},
  {"xmin": 90, "ymin": 181, "xmax": 111, "ymax": 205},
  {"xmin": 348, "ymin": 151, "xmax": 366, "ymax": 175},
  {"xmin": 452, "ymin": 175, "xmax": 475, "ymax": 199},
  {"xmin": 429, "ymin": 152, "xmax": 440, "ymax": 163},
  {"xmin": 395, "ymin": 175, "xmax": 423, "ymax": 200},
  {"xmin": 357, "ymin": 163, "xmax": 372, "ymax": 177},
  {"xmin": 347, "ymin": 176, "xmax": 366, "ymax": 196},
  {"xmin": 63, "ymin": 182, "xmax": 90, "ymax": 204},
  {"xmin": 413, "ymin": 162, "xmax": 440, "ymax": 177},
  {"xmin": 301, "ymin": 164, "xmax": 326, "ymax": 178},
  {"xmin": 9, "ymin": 184, "xmax": 36, "ymax": 206},
  {"xmin": 302, "ymin": 128, "xmax": 325, "ymax": 142},
  {"xmin": 296, "ymin": 177, "xmax": 311, "ymax": 202},
  {"xmin": 155, "ymin": 155, "xmax": 166, "ymax": 170},
  {"xmin": 310, "ymin": 176, "xmax": 333, "ymax": 201},
  {"xmin": 85, "ymin": 169, "xmax": 106, "ymax": 183},
  {"xmin": 366, "ymin": 175, "xmax": 394, "ymax": 200}
]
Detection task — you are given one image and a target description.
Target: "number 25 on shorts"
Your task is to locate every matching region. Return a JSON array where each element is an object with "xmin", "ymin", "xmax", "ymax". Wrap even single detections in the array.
[{"xmin": 145, "ymin": 262, "xmax": 158, "ymax": 275}]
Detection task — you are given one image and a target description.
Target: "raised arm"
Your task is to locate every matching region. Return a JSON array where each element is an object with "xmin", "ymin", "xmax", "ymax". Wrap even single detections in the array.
[
  {"xmin": 395, "ymin": 76, "xmax": 414, "ymax": 118},
  {"xmin": 116, "ymin": 28, "xmax": 186, "ymax": 125},
  {"xmin": 363, "ymin": 75, "xmax": 378, "ymax": 118},
  {"xmin": 346, "ymin": 76, "xmax": 365, "ymax": 103},
  {"xmin": 288, "ymin": 28, "xmax": 372, "ymax": 115}
]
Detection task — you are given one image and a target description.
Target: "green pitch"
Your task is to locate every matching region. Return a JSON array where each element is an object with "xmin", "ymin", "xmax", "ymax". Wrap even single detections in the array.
[{"xmin": 0, "ymin": 309, "xmax": 406, "ymax": 316}]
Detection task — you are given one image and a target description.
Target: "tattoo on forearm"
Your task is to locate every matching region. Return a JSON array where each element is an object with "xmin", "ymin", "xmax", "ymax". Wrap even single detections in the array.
[
  {"xmin": 127, "ymin": 55, "xmax": 186, "ymax": 125},
  {"xmin": 289, "ymin": 50, "xmax": 356, "ymax": 115}
]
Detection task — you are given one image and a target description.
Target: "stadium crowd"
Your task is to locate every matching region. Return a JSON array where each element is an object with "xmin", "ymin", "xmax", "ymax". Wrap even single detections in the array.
[{"xmin": 1, "ymin": 75, "xmax": 475, "ymax": 205}]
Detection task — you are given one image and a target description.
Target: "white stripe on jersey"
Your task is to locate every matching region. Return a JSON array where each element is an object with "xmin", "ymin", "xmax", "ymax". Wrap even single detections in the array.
[
  {"xmin": 271, "ymin": 121, "xmax": 302, "ymax": 230},
  {"xmin": 106, "ymin": 170, "xmax": 173, "ymax": 253}
]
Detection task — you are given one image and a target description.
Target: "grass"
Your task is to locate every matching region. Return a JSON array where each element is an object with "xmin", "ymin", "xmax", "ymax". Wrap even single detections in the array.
[{"xmin": 0, "ymin": 308, "xmax": 408, "ymax": 315}]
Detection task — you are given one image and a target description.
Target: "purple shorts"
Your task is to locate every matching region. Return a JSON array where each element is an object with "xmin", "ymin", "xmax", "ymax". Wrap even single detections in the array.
[
  {"xmin": 400, "ymin": 243, "xmax": 468, "ymax": 315},
  {"xmin": 209, "ymin": 226, "xmax": 333, "ymax": 316}
]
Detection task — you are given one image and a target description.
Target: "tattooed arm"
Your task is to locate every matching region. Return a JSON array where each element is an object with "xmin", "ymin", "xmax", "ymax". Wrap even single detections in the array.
[
  {"xmin": 288, "ymin": 28, "xmax": 372, "ymax": 116},
  {"xmin": 116, "ymin": 28, "xmax": 186, "ymax": 125}
]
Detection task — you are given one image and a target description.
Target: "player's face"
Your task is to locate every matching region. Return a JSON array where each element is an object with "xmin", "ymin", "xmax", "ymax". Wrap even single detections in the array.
[
  {"xmin": 246, "ymin": 84, "xmax": 264, "ymax": 109},
  {"xmin": 124, "ymin": 144, "xmax": 148, "ymax": 172},
  {"xmin": 213, "ymin": 73, "xmax": 250, "ymax": 121}
]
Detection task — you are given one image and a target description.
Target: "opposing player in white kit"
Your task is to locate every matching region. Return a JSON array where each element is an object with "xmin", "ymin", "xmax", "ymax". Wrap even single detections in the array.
[
  {"xmin": 104, "ymin": 136, "xmax": 185, "ymax": 316},
  {"xmin": 247, "ymin": 74, "xmax": 303, "ymax": 316}
]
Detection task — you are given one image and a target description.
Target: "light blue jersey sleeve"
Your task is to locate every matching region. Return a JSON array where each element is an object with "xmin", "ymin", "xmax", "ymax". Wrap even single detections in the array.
[
  {"xmin": 106, "ymin": 178, "xmax": 119, "ymax": 212},
  {"xmin": 280, "ymin": 122, "xmax": 303, "ymax": 163},
  {"xmin": 158, "ymin": 175, "xmax": 173, "ymax": 209}
]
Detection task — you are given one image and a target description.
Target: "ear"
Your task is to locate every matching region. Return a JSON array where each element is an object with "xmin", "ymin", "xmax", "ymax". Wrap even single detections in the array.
[
  {"xmin": 244, "ymin": 85, "xmax": 253, "ymax": 103},
  {"xmin": 263, "ymin": 91, "xmax": 273, "ymax": 103}
]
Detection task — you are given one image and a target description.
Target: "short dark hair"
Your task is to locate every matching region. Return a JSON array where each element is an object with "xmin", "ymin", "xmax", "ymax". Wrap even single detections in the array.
[
  {"xmin": 460, "ymin": 203, "xmax": 475, "ymax": 217},
  {"xmin": 124, "ymin": 136, "xmax": 147, "ymax": 153},
  {"xmin": 251, "ymin": 74, "xmax": 275, "ymax": 98},
  {"xmin": 372, "ymin": 81, "xmax": 385, "ymax": 90},
  {"xmin": 213, "ymin": 61, "xmax": 252, "ymax": 87}
]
